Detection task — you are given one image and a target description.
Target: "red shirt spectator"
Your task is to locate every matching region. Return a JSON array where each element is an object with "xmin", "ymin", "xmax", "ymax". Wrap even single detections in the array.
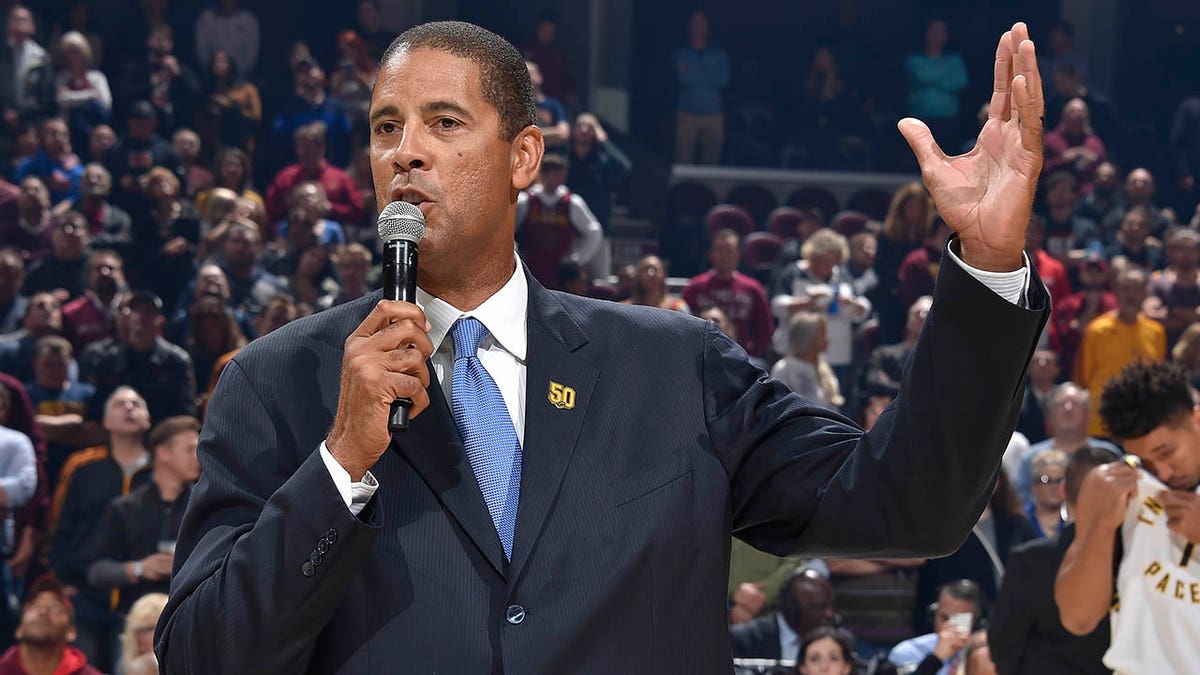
[
  {"xmin": 1043, "ymin": 98, "xmax": 1106, "ymax": 193},
  {"xmin": 1031, "ymin": 248, "xmax": 1071, "ymax": 307},
  {"xmin": 1053, "ymin": 256, "xmax": 1117, "ymax": 374},
  {"xmin": 682, "ymin": 231, "xmax": 773, "ymax": 358},
  {"xmin": 520, "ymin": 16, "xmax": 575, "ymax": 104},
  {"xmin": 264, "ymin": 121, "xmax": 364, "ymax": 227}
]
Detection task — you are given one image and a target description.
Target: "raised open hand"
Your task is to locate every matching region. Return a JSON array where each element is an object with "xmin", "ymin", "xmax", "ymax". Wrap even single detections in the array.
[{"xmin": 899, "ymin": 22, "xmax": 1044, "ymax": 272}]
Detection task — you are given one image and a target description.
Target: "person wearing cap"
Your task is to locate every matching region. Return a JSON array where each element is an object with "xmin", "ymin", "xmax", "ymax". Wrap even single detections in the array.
[
  {"xmin": 0, "ymin": 577, "xmax": 102, "ymax": 675},
  {"xmin": 105, "ymin": 101, "xmax": 178, "ymax": 213},
  {"xmin": 79, "ymin": 291, "xmax": 195, "ymax": 424}
]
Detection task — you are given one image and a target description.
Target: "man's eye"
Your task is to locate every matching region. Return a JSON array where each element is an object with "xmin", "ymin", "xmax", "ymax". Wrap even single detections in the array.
[
  {"xmin": 376, "ymin": 122, "xmax": 398, "ymax": 134},
  {"xmin": 438, "ymin": 118, "xmax": 460, "ymax": 129}
]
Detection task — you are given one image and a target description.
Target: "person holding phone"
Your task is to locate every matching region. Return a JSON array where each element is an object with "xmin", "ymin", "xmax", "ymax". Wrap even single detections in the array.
[{"xmin": 888, "ymin": 580, "xmax": 983, "ymax": 675}]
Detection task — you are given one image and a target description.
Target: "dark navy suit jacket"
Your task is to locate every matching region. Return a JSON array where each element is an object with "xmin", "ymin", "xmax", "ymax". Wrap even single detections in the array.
[{"xmin": 156, "ymin": 251, "xmax": 1048, "ymax": 673}]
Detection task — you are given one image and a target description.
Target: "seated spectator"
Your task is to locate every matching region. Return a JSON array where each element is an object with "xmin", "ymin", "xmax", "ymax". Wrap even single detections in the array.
[
  {"xmin": 889, "ymin": 579, "xmax": 981, "ymax": 675},
  {"xmin": 199, "ymin": 295, "xmax": 298, "ymax": 414},
  {"xmin": 730, "ymin": 567, "xmax": 836, "ymax": 662},
  {"xmin": 1025, "ymin": 449, "xmax": 1068, "ymax": 538},
  {"xmin": 796, "ymin": 626, "xmax": 858, "ymax": 675},
  {"xmin": 526, "ymin": 61, "xmax": 569, "ymax": 152},
  {"xmin": 85, "ymin": 125, "xmax": 115, "ymax": 165},
  {"xmin": 13, "ymin": 118, "xmax": 83, "ymax": 207},
  {"xmin": 771, "ymin": 312, "xmax": 843, "ymax": 409},
  {"xmin": 845, "ymin": 232, "xmax": 878, "ymax": 299},
  {"xmin": 2, "ymin": 177, "xmax": 52, "ymax": 259},
  {"xmin": 195, "ymin": 148, "xmax": 263, "ymax": 217},
  {"xmin": 67, "ymin": 164, "xmax": 132, "ymax": 253},
  {"xmin": 1052, "ymin": 253, "xmax": 1116, "ymax": 375},
  {"xmin": 0, "ymin": 577, "xmax": 102, "ymax": 675},
  {"xmin": 623, "ymin": 254, "xmax": 688, "ymax": 312},
  {"xmin": 520, "ymin": 12, "xmax": 576, "ymax": 108},
  {"xmin": 129, "ymin": 167, "xmax": 200, "ymax": 306},
  {"xmin": 49, "ymin": 387, "xmax": 152, "ymax": 667},
  {"xmin": 25, "ymin": 336, "xmax": 98, "ymax": 492},
  {"xmin": 61, "ymin": 250, "xmax": 126, "ymax": 353},
  {"xmin": 1145, "ymin": 227, "xmax": 1200, "ymax": 347},
  {"xmin": 116, "ymin": 24, "xmax": 200, "ymax": 134},
  {"xmin": 274, "ymin": 181, "xmax": 347, "ymax": 250},
  {"xmin": 683, "ymin": 230, "xmax": 774, "ymax": 359},
  {"xmin": 912, "ymin": 473, "xmax": 1036, "ymax": 635},
  {"xmin": 54, "ymin": 32, "xmax": 111, "ymax": 154},
  {"xmin": 1077, "ymin": 161, "xmax": 1122, "ymax": 226},
  {"xmin": 117, "ymin": 594, "xmax": 167, "ymax": 675},
  {"xmin": 171, "ymin": 129, "xmax": 213, "ymax": 199},
  {"xmin": 858, "ymin": 295, "xmax": 932, "ymax": 408},
  {"xmin": 1075, "ymin": 266, "xmax": 1167, "ymax": 436},
  {"xmin": 1039, "ymin": 171, "xmax": 1101, "ymax": 262},
  {"xmin": 1104, "ymin": 206, "xmax": 1164, "ymax": 272},
  {"xmin": 215, "ymin": 220, "xmax": 284, "ymax": 320},
  {"xmin": 265, "ymin": 122, "xmax": 363, "ymax": 228},
  {"xmin": 1173, "ymin": 323, "xmax": 1200, "ymax": 391},
  {"xmin": 988, "ymin": 446, "xmax": 1118, "ymax": 675},
  {"xmin": 1043, "ymin": 99, "xmax": 1106, "ymax": 192},
  {"xmin": 1101, "ymin": 168, "xmax": 1169, "ymax": 243},
  {"xmin": 897, "ymin": 218, "xmax": 953, "ymax": 312},
  {"xmin": 568, "ymin": 114, "xmax": 632, "ymax": 236},
  {"xmin": 330, "ymin": 31, "xmax": 377, "ymax": 131},
  {"xmin": 86, "ymin": 416, "xmax": 199, "ymax": 614},
  {"xmin": 876, "ymin": 183, "xmax": 934, "ymax": 343},
  {"xmin": 105, "ymin": 102, "xmax": 178, "ymax": 212},
  {"xmin": 80, "ymin": 291, "xmax": 196, "ymax": 423},
  {"xmin": 772, "ymin": 228, "xmax": 871, "ymax": 389},
  {"xmin": 165, "ymin": 263, "xmax": 246, "ymax": 344},
  {"xmin": 316, "ymin": 243, "xmax": 372, "ymax": 311},
  {"xmin": 1014, "ymin": 384, "xmax": 1121, "ymax": 504},
  {"xmin": 183, "ymin": 296, "xmax": 245, "ymax": 392},
  {"xmin": 0, "ymin": 293, "xmax": 65, "ymax": 383},
  {"xmin": 197, "ymin": 50, "xmax": 262, "ymax": 160},
  {"xmin": 194, "ymin": 0, "xmax": 260, "ymax": 78},
  {"xmin": 195, "ymin": 187, "xmax": 240, "ymax": 261},
  {"xmin": 0, "ymin": 250, "xmax": 27, "ymax": 334},
  {"xmin": 514, "ymin": 154, "xmax": 604, "ymax": 286},
  {"xmin": 1023, "ymin": 215, "xmax": 1072, "ymax": 308},
  {"xmin": 269, "ymin": 61, "xmax": 353, "ymax": 170}
]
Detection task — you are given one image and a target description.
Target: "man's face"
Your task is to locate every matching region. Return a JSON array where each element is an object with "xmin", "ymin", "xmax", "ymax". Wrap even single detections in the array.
[
  {"xmin": 25, "ymin": 294, "xmax": 62, "ymax": 333},
  {"xmin": 783, "ymin": 575, "xmax": 835, "ymax": 636},
  {"xmin": 710, "ymin": 235, "xmax": 739, "ymax": 274},
  {"xmin": 932, "ymin": 593, "xmax": 975, "ymax": 634},
  {"xmin": 18, "ymin": 178, "xmax": 49, "ymax": 214},
  {"xmin": 1120, "ymin": 211, "xmax": 1150, "ymax": 244},
  {"xmin": 7, "ymin": 8, "xmax": 33, "ymax": 42},
  {"xmin": 688, "ymin": 12, "xmax": 709, "ymax": 45},
  {"xmin": 1123, "ymin": 411, "xmax": 1200, "ymax": 490},
  {"xmin": 81, "ymin": 164, "xmax": 111, "ymax": 199},
  {"xmin": 158, "ymin": 430, "xmax": 201, "ymax": 483},
  {"xmin": 88, "ymin": 255, "xmax": 124, "ymax": 296},
  {"xmin": 1114, "ymin": 272, "xmax": 1147, "ymax": 315},
  {"xmin": 1167, "ymin": 238, "xmax": 1199, "ymax": 271},
  {"xmin": 536, "ymin": 20, "xmax": 555, "ymax": 45},
  {"xmin": 1094, "ymin": 164, "xmax": 1119, "ymax": 193},
  {"xmin": 41, "ymin": 120, "xmax": 70, "ymax": 156},
  {"xmin": 195, "ymin": 266, "xmax": 230, "ymax": 300},
  {"xmin": 1029, "ymin": 350, "xmax": 1060, "ymax": 386},
  {"xmin": 368, "ymin": 47, "xmax": 540, "ymax": 280},
  {"xmin": 124, "ymin": 306, "xmax": 162, "ymax": 351},
  {"xmin": 15, "ymin": 592, "xmax": 73, "ymax": 647},
  {"xmin": 174, "ymin": 132, "xmax": 200, "ymax": 162},
  {"xmin": 294, "ymin": 137, "xmax": 325, "ymax": 167},
  {"xmin": 1046, "ymin": 181, "xmax": 1077, "ymax": 210},
  {"xmin": 1126, "ymin": 170, "xmax": 1156, "ymax": 203},
  {"xmin": 89, "ymin": 125, "xmax": 116, "ymax": 159},
  {"xmin": 51, "ymin": 218, "xmax": 89, "ymax": 259},
  {"xmin": 102, "ymin": 390, "xmax": 151, "ymax": 435},
  {"xmin": 223, "ymin": 228, "xmax": 259, "ymax": 268},
  {"xmin": 1062, "ymin": 100, "xmax": 1087, "ymax": 133},
  {"xmin": 34, "ymin": 349, "xmax": 70, "ymax": 387},
  {"xmin": 1050, "ymin": 391, "xmax": 1088, "ymax": 436}
]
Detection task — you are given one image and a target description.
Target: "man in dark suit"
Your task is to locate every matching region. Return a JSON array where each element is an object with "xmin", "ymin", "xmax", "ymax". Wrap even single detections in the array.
[
  {"xmin": 155, "ymin": 21, "xmax": 1050, "ymax": 673},
  {"xmin": 988, "ymin": 446, "xmax": 1119, "ymax": 675},
  {"xmin": 731, "ymin": 567, "xmax": 835, "ymax": 661}
]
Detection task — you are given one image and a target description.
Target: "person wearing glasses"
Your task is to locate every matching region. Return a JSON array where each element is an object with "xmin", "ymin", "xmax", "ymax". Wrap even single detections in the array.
[
  {"xmin": 1014, "ymin": 383, "xmax": 1121, "ymax": 504},
  {"xmin": 1026, "ymin": 448, "xmax": 1068, "ymax": 538}
]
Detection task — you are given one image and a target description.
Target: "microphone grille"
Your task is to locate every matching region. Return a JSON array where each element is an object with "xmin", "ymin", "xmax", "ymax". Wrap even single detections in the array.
[{"xmin": 377, "ymin": 201, "xmax": 426, "ymax": 243}]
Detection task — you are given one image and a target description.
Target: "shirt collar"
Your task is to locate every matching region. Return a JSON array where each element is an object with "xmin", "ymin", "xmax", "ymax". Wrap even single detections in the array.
[
  {"xmin": 775, "ymin": 613, "xmax": 800, "ymax": 661},
  {"xmin": 530, "ymin": 183, "xmax": 569, "ymax": 205},
  {"xmin": 416, "ymin": 259, "xmax": 527, "ymax": 361}
]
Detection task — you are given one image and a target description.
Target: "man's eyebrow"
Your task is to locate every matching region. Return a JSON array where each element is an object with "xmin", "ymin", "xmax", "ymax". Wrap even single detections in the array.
[
  {"xmin": 369, "ymin": 105, "xmax": 399, "ymax": 125},
  {"xmin": 421, "ymin": 100, "xmax": 473, "ymax": 120}
]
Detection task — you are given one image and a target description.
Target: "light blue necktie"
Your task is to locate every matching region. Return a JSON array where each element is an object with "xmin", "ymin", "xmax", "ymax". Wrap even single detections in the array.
[{"xmin": 450, "ymin": 317, "xmax": 522, "ymax": 560}]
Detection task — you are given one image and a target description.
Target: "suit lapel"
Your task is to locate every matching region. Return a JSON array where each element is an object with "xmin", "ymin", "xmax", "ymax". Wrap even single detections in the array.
[
  {"xmin": 389, "ymin": 363, "xmax": 509, "ymax": 579},
  {"xmin": 509, "ymin": 279, "xmax": 598, "ymax": 580}
]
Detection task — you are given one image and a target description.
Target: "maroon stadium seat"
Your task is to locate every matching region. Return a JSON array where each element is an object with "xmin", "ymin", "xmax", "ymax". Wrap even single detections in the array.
[
  {"xmin": 766, "ymin": 206, "xmax": 824, "ymax": 240},
  {"xmin": 740, "ymin": 231, "xmax": 784, "ymax": 273},
  {"xmin": 705, "ymin": 204, "xmax": 755, "ymax": 239},
  {"xmin": 831, "ymin": 211, "xmax": 871, "ymax": 238}
]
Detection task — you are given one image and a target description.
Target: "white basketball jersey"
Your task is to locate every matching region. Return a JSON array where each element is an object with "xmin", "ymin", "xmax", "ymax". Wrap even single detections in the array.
[{"xmin": 1103, "ymin": 469, "xmax": 1200, "ymax": 675}]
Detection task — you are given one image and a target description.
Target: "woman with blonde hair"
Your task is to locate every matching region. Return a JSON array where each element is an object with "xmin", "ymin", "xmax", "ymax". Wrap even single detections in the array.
[
  {"xmin": 877, "ymin": 182, "xmax": 934, "ymax": 342},
  {"xmin": 771, "ymin": 311, "xmax": 844, "ymax": 409},
  {"xmin": 771, "ymin": 228, "xmax": 871, "ymax": 392},
  {"xmin": 118, "ymin": 593, "xmax": 168, "ymax": 675},
  {"xmin": 55, "ymin": 30, "xmax": 112, "ymax": 151}
]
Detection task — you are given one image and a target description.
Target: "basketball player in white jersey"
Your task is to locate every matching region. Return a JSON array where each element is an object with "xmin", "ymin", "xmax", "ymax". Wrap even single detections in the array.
[{"xmin": 1055, "ymin": 362, "xmax": 1200, "ymax": 674}]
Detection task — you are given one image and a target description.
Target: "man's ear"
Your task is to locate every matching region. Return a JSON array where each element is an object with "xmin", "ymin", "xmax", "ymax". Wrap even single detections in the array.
[{"xmin": 511, "ymin": 125, "xmax": 544, "ymax": 192}]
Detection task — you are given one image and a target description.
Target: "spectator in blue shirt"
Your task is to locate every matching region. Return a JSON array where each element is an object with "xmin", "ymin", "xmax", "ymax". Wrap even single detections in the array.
[
  {"xmin": 23, "ymin": 335, "xmax": 96, "ymax": 493},
  {"xmin": 525, "ymin": 60, "xmax": 569, "ymax": 152},
  {"xmin": 13, "ymin": 118, "xmax": 83, "ymax": 206},
  {"xmin": 268, "ymin": 61, "xmax": 353, "ymax": 172},
  {"xmin": 905, "ymin": 19, "xmax": 967, "ymax": 151},
  {"xmin": 673, "ymin": 11, "xmax": 730, "ymax": 164}
]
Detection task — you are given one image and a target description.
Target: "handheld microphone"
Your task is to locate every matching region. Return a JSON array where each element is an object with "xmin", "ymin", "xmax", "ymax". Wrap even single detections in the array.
[{"xmin": 378, "ymin": 200, "xmax": 426, "ymax": 432}]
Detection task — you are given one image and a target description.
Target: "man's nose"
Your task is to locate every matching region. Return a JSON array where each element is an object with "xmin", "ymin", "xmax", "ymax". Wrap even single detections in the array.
[{"xmin": 394, "ymin": 124, "xmax": 431, "ymax": 171}]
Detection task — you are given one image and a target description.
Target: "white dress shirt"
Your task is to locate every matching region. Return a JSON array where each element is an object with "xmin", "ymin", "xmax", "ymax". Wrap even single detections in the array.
[{"xmin": 322, "ymin": 246, "xmax": 1030, "ymax": 514}]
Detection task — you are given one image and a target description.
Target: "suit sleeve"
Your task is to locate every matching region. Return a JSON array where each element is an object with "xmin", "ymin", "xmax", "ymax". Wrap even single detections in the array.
[
  {"xmin": 988, "ymin": 547, "xmax": 1034, "ymax": 675},
  {"xmin": 710, "ymin": 240, "xmax": 1049, "ymax": 558},
  {"xmin": 154, "ymin": 359, "xmax": 381, "ymax": 674}
]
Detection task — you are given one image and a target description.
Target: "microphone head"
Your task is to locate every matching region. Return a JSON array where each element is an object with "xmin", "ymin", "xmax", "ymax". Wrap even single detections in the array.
[{"xmin": 377, "ymin": 201, "xmax": 426, "ymax": 244}]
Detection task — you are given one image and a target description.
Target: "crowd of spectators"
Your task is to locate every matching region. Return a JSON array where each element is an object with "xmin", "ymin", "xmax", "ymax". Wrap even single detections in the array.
[{"xmin": 0, "ymin": 2, "xmax": 1198, "ymax": 674}]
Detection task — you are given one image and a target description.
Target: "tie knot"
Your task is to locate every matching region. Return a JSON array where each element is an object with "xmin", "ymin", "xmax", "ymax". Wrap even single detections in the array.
[{"xmin": 451, "ymin": 317, "xmax": 488, "ymax": 360}]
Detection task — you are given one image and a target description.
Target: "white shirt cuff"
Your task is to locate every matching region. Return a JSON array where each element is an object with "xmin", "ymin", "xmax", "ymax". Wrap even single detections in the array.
[
  {"xmin": 319, "ymin": 441, "xmax": 379, "ymax": 516},
  {"xmin": 945, "ymin": 243, "xmax": 1031, "ymax": 306}
]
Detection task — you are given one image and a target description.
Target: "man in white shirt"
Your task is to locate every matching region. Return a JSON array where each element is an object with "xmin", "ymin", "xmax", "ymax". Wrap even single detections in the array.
[{"xmin": 157, "ymin": 20, "xmax": 1052, "ymax": 674}]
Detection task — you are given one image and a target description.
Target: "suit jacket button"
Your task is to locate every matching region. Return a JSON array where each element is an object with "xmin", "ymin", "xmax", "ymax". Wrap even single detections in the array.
[
  {"xmin": 505, "ymin": 604, "xmax": 525, "ymax": 625},
  {"xmin": 309, "ymin": 550, "xmax": 324, "ymax": 566},
  {"xmin": 326, "ymin": 528, "xmax": 338, "ymax": 544},
  {"xmin": 317, "ymin": 538, "xmax": 329, "ymax": 554},
  {"xmin": 301, "ymin": 562, "xmax": 316, "ymax": 577}
]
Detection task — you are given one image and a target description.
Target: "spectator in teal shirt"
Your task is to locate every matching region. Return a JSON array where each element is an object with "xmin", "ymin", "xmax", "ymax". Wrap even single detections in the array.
[
  {"xmin": 673, "ymin": 11, "xmax": 730, "ymax": 165},
  {"xmin": 906, "ymin": 19, "xmax": 967, "ymax": 150}
]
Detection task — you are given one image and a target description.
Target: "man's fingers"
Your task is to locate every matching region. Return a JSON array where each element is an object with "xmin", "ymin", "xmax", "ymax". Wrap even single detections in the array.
[
  {"xmin": 384, "ymin": 373, "xmax": 431, "ymax": 418},
  {"xmin": 898, "ymin": 117, "xmax": 948, "ymax": 172},
  {"xmin": 377, "ymin": 348, "xmax": 433, "ymax": 389},
  {"xmin": 989, "ymin": 30, "xmax": 1014, "ymax": 122},
  {"xmin": 1016, "ymin": 38, "xmax": 1043, "ymax": 118},
  {"xmin": 1013, "ymin": 74, "xmax": 1044, "ymax": 152},
  {"xmin": 361, "ymin": 318, "xmax": 435, "ymax": 359},
  {"xmin": 352, "ymin": 300, "xmax": 429, "ymax": 339}
]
